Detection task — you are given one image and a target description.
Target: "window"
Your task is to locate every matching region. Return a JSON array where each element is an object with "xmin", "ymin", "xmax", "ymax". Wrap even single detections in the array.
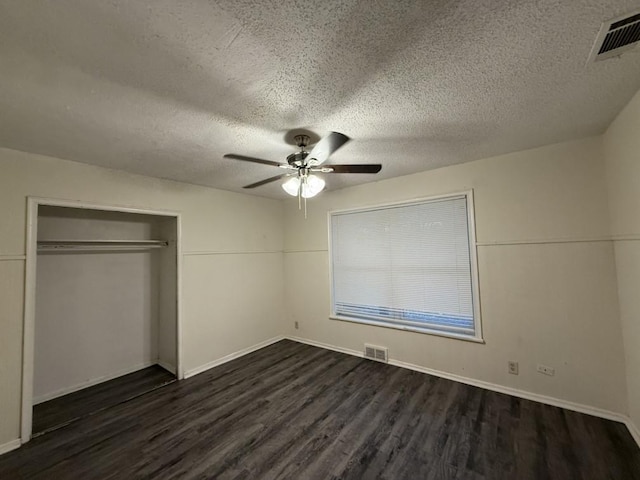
[{"xmin": 329, "ymin": 192, "xmax": 481, "ymax": 341}]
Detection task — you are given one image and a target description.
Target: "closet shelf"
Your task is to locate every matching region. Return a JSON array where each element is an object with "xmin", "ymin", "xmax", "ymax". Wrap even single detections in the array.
[{"xmin": 37, "ymin": 240, "xmax": 169, "ymax": 252}]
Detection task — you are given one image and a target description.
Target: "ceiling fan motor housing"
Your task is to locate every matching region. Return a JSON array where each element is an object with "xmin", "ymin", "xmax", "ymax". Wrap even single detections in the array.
[{"xmin": 286, "ymin": 151, "xmax": 309, "ymax": 167}]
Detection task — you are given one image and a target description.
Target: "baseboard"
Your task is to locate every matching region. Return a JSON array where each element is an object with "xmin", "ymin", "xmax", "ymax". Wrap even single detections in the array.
[
  {"xmin": 388, "ymin": 358, "xmax": 627, "ymax": 423},
  {"xmin": 156, "ymin": 360, "xmax": 176, "ymax": 375},
  {"xmin": 5, "ymin": 334, "xmax": 638, "ymax": 458},
  {"xmin": 625, "ymin": 419, "xmax": 640, "ymax": 448},
  {"xmin": 287, "ymin": 335, "xmax": 365, "ymax": 359},
  {"xmin": 285, "ymin": 335, "xmax": 639, "ymax": 445},
  {"xmin": 0, "ymin": 439, "xmax": 20, "ymax": 455},
  {"xmin": 184, "ymin": 335, "xmax": 285, "ymax": 379},
  {"xmin": 33, "ymin": 360, "xmax": 156, "ymax": 404}
]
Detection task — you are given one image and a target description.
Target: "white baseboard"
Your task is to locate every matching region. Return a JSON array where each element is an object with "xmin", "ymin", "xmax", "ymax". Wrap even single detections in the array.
[
  {"xmin": 626, "ymin": 419, "xmax": 640, "ymax": 448},
  {"xmin": 285, "ymin": 335, "xmax": 640, "ymax": 447},
  {"xmin": 0, "ymin": 439, "xmax": 20, "ymax": 455},
  {"xmin": 33, "ymin": 361, "xmax": 156, "ymax": 405},
  {"xmin": 157, "ymin": 360, "xmax": 176, "ymax": 375},
  {"xmin": 184, "ymin": 335, "xmax": 285, "ymax": 379},
  {"xmin": 287, "ymin": 335, "xmax": 365, "ymax": 359},
  {"xmin": 9, "ymin": 335, "xmax": 639, "ymax": 456},
  {"xmin": 388, "ymin": 358, "xmax": 627, "ymax": 423}
]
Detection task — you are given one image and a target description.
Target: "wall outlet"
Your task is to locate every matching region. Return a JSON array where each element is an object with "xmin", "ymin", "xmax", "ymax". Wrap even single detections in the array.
[
  {"xmin": 508, "ymin": 361, "xmax": 519, "ymax": 375},
  {"xmin": 294, "ymin": 321, "xmax": 299, "ymax": 329},
  {"xmin": 537, "ymin": 364, "xmax": 555, "ymax": 376}
]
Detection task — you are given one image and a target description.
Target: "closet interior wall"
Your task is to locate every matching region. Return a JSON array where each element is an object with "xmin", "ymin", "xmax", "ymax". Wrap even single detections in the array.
[{"xmin": 33, "ymin": 206, "xmax": 177, "ymax": 404}]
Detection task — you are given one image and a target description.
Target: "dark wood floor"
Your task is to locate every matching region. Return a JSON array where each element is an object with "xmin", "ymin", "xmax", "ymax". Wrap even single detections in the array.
[
  {"xmin": 33, "ymin": 364, "xmax": 176, "ymax": 435},
  {"xmin": 2, "ymin": 340, "xmax": 638, "ymax": 479}
]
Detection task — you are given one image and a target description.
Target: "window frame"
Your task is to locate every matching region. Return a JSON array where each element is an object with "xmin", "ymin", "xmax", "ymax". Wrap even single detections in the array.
[{"xmin": 328, "ymin": 190, "xmax": 483, "ymax": 343}]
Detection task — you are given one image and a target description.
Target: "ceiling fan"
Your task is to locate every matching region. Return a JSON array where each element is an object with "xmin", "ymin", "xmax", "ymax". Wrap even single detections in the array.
[{"xmin": 224, "ymin": 132, "xmax": 382, "ymax": 207}]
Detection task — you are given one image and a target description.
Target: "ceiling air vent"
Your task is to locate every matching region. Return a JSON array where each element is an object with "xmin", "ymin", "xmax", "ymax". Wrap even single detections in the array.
[{"xmin": 590, "ymin": 11, "xmax": 640, "ymax": 61}]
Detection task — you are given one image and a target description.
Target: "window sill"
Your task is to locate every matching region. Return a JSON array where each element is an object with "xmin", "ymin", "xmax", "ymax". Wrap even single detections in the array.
[{"xmin": 329, "ymin": 315, "xmax": 485, "ymax": 344}]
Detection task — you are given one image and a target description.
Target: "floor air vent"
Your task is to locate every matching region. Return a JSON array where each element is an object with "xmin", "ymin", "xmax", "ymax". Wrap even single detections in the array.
[
  {"xmin": 364, "ymin": 344, "xmax": 388, "ymax": 363},
  {"xmin": 590, "ymin": 11, "xmax": 640, "ymax": 61}
]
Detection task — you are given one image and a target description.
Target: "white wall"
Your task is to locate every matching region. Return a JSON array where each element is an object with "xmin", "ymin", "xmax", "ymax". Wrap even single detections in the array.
[
  {"xmin": 157, "ymin": 217, "xmax": 178, "ymax": 372},
  {"xmin": 2, "ymin": 110, "xmax": 638, "ymax": 450},
  {"xmin": 0, "ymin": 148, "xmax": 285, "ymax": 447},
  {"xmin": 34, "ymin": 250, "xmax": 159, "ymax": 402},
  {"xmin": 284, "ymin": 136, "xmax": 629, "ymax": 415},
  {"xmin": 603, "ymin": 88, "xmax": 640, "ymax": 432},
  {"xmin": 33, "ymin": 207, "xmax": 170, "ymax": 403}
]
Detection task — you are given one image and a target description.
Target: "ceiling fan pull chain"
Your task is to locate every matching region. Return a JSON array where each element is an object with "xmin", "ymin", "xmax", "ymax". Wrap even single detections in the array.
[{"xmin": 303, "ymin": 176, "xmax": 309, "ymax": 218}]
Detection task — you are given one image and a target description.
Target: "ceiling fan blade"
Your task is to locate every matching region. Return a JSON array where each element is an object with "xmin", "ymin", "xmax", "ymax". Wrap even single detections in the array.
[
  {"xmin": 243, "ymin": 174, "xmax": 289, "ymax": 189},
  {"xmin": 321, "ymin": 164, "xmax": 382, "ymax": 174},
  {"xmin": 224, "ymin": 154, "xmax": 285, "ymax": 168},
  {"xmin": 306, "ymin": 132, "xmax": 350, "ymax": 166}
]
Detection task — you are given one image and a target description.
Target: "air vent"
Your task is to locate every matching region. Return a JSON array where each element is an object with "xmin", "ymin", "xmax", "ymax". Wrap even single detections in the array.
[
  {"xmin": 590, "ymin": 11, "xmax": 640, "ymax": 61},
  {"xmin": 364, "ymin": 344, "xmax": 388, "ymax": 363}
]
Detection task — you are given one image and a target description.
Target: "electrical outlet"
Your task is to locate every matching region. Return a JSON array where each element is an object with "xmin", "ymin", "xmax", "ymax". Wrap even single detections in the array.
[
  {"xmin": 508, "ymin": 361, "xmax": 519, "ymax": 375},
  {"xmin": 294, "ymin": 321, "xmax": 299, "ymax": 329},
  {"xmin": 537, "ymin": 364, "xmax": 555, "ymax": 376}
]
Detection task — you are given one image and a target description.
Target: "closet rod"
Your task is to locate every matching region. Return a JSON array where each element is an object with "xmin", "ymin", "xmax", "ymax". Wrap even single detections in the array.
[{"xmin": 37, "ymin": 240, "xmax": 169, "ymax": 252}]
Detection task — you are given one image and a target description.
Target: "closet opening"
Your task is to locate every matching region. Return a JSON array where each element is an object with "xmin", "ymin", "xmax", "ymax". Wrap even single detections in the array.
[{"xmin": 21, "ymin": 198, "xmax": 181, "ymax": 442}]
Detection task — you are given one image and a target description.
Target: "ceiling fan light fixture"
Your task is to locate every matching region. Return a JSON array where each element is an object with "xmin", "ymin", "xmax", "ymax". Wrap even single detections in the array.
[
  {"xmin": 282, "ymin": 176, "xmax": 300, "ymax": 196},
  {"xmin": 281, "ymin": 174, "xmax": 326, "ymax": 198},
  {"xmin": 301, "ymin": 174, "xmax": 325, "ymax": 198}
]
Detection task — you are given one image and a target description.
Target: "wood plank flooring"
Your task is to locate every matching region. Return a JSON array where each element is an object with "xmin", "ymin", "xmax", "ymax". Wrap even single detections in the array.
[
  {"xmin": 32, "ymin": 365, "xmax": 176, "ymax": 436},
  {"xmin": 2, "ymin": 340, "xmax": 638, "ymax": 479}
]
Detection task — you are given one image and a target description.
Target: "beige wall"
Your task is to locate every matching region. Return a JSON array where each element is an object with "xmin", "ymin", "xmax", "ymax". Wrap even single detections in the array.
[
  {"xmin": 33, "ymin": 209, "xmax": 172, "ymax": 403},
  {"xmin": 604, "ymin": 89, "xmax": 640, "ymax": 430},
  {"xmin": 284, "ymin": 136, "xmax": 629, "ymax": 415},
  {"xmin": 0, "ymin": 148, "xmax": 285, "ymax": 447},
  {"xmin": 2, "ymin": 100, "xmax": 638, "ymax": 450},
  {"xmin": 35, "ymin": 251, "xmax": 160, "ymax": 402}
]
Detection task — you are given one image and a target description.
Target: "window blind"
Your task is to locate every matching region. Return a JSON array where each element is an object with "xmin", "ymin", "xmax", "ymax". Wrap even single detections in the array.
[{"xmin": 330, "ymin": 195, "xmax": 477, "ymax": 338}]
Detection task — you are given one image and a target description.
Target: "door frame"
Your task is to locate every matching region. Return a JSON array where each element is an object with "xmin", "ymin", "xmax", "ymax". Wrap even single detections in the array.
[{"xmin": 21, "ymin": 196, "xmax": 183, "ymax": 443}]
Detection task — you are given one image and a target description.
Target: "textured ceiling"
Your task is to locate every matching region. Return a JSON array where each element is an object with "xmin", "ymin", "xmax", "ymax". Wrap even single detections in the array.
[{"xmin": 1, "ymin": 1, "xmax": 640, "ymax": 199}]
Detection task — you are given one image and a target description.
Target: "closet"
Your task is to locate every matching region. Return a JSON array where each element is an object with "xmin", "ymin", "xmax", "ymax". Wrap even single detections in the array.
[{"xmin": 32, "ymin": 205, "xmax": 178, "ymax": 435}]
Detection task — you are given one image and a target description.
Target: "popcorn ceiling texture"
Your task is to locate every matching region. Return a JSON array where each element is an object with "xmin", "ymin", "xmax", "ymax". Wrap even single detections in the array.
[{"xmin": 0, "ymin": 0, "xmax": 639, "ymax": 198}]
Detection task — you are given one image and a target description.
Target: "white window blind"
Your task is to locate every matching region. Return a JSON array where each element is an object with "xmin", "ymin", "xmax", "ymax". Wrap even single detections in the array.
[{"xmin": 330, "ymin": 194, "xmax": 480, "ymax": 339}]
